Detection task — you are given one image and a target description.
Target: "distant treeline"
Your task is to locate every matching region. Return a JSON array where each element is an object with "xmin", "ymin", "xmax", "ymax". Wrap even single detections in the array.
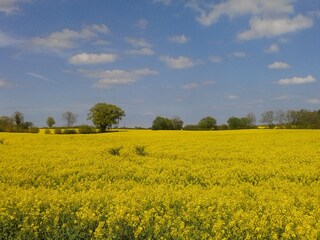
[
  {"xmin": 1, "ymin": 109, "xmax": 320, "ymax": 133},
  {"xmin": 152, "ymin": 109, "xmax": 320, "ymax": 130}
]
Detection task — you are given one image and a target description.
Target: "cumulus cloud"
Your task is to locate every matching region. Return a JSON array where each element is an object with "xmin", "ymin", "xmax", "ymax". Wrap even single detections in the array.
[
  {"xmin": 188, "ymin": 0, "xmax": 294, "ymax": 26},
  {"xmin": 31, "ymin": 24, "xmax": 109, "ymax": 50},
  {"xmin": 0, "ymin": 30, "xmax": 21, "ymax": 47},
  {"xmin": 277, "ymin": 75, "xmax": 316, "ymax": 85},
  {"xmin": 160, "ymin": 56, "xmax": 197, "ymax": 69},
  {"xmin": 80, "ymin": 68, "xmax": 158, "ymax": 88},
  {"xmin": 268, "ymin": 61, "xmax": 291, "ymax": 69},
  {"xmin": 0, "ymin": 79, "xmax": 12, "ymax": 88},
  {"xmin": 125, "ymin": 37, "xmax": 152, "ymax": 48},
  {"xmin": 168, "ymin": 35, "xmax": 188, "ymax": 44},
  {"xmin": 124, "ymin": 48, "xmax": 154, "ymax": 56},
  {"xmin": 265, "ymin": 43, "xmax": 280, "ymax": 53},
  {"xmin": 0, "ymin": 0, "xmax": 30, "ymax": 14},
  {"xmin": 68, "ymin": 53, "xmax": 118, "ymax": 65},
  {"xmin": 238, "ymin": 14, "xmax": 313, "ymax": 40}
]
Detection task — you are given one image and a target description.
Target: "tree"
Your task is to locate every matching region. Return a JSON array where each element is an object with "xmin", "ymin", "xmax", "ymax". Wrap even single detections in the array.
[
  {"xmin": 13, "ymin": 111, "xmax": 24, "ymax": 127},
  {"xmin": 260, "ymin": 111, "xmax": 274, "ymax": 127},
  {"xmin": 198, "ymin": 116, "xmax": 217, "ymax": 130},
  {"xmin": 0, "ymin": 116, "xmax": 14, "ymax": 132},
  {"xmin": 46, "ymin": 116, "xmax": 55, "ymax": 128},
  {"xmin": 62, "ymin": 111, "xmax": 77, "ymax": 127},
  {"xmin": 246, "ymin": 112, "xmax": 256, "ymax": 127},
  {"xmin": 88, "ymin": 103, "xmax": 125, "ymax": 132},
  {"xmin": 275, "ymin": 110, "xmax": 286, "ymax": 126},
  {"xmin": 152, "ymin": 116, "xmax": 173, "ymax": 130},
  {"xmin": 171, "ymin": 116, "xmax": 183, "ymax": 130}
]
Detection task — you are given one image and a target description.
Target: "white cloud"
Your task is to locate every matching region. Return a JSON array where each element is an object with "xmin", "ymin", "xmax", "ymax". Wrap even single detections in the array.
[
  {"xmin": 31, "ymin": 24, "xmax": 109, "ymax": 50},
  {"xmin": 238, "ymin": 14, "xmax": 313, "ymax": 40},
  {"xmin": 188, "ymin": 0, "xmax": 294, "ymax": 26},
  {"xmin": 268, "ymin": 61, "xmax": 291, "ymax": 69},
  {"xmin": 125, "ymin": 48, "xmax": 154, "ymax": 56},
  {"xmin": 232, "ymin": 52, "xmax": 246, "ymax": 58},
  {"xmin": 168, "ymin": 35, "xmax": 188, "ymax": 44},
  {"xmin": 68, "ymin": 53, "xmax": 118, "ymax": 65},
  {"xmin": 0, "ymin": 0, "xmax": 29, "ymax": 14},
  {"xmin": 265, "ymin": 43, "xmax": 280, "ymax": 53},
  {"xmin": 0, "ymin": 79, "xmax": 12, "ymax": 88},
  {"xmin": 125, "ymin": 37, "xmax": 152, "ymax": 48},
  {"xmin": 277, "ymin": 75, "xmax": 316, "ymax": 85},
  {"xmin": 0, "ymin": 30, "xmax": 20, "ymax": 47},
  {"xmin": 160, "ymin": 56, "xmax": 197, "ymax": 69},
  {"xmin": 227, "ymin": 94, "xmax": 239, "ymax": 100},
  {"xmin": 80, "ymin": 68, "xmax": 158, "ymax": 88},
  {"xmin": 209, "ymin": 55, "xmax": 222, "ymax": 63},
  {"xmin": 134, "ymin": 18, "xmax": 148, "ymax": 29},
  {"xmin": 306, "ymin": 98, "xmax": 320, "ymax": 104}
]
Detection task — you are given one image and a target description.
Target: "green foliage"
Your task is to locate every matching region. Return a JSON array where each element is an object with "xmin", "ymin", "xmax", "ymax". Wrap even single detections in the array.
[
  {"xmin": 152, "ymin": 116, "xmax": 173, "ymax": 130},
  {"xmin": 63, "ymin": 129, "xmax": 77, "ymax": 134},
  {"xmin": 54, "ymin": 128, "xmax": 62, "ymax": 134},
  {"xmin": 44, "ymin": 129, "xmax": 51, "ymax": 134},
  {"xmin": 108, "ymin": 147, "xmax": 123, "ymax": 156},
  {"xmin": 227, "ymin": 116, "xmax": 251, "ymax": 129},
  {"xmin": 183, "ymin": 124, "xmax": 201, "ymax": 130},
  {"xmin": 46, "ymin": 116, "xmax": 55, "ymax": 128},
  {"xmin": 28, "ymin": 127, "xmax": 40, "ymax": 133},
  {"xmin": 198, "ymin": 116, "xmax": 217, "ymax": 130},
  {"xmin": 88, "ymin": 103, "xmax": 125, "ymax": 132},
  {"xmin": 135, "ymin": 146, "xmax": 147, "ymax": 156},
  {"xmin": 78, "ymin": 125, "xmax": 96, "ymax": 134}
]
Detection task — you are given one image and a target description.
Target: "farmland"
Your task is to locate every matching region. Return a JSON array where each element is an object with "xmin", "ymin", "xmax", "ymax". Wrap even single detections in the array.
[{"xmin": 1, "ymin": 130, "xmax": 320, "ymax": 239}]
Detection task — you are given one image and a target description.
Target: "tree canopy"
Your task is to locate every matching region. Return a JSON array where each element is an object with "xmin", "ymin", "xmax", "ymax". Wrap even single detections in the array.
[
  {"xmin": 87, "ymin": 103, "xmax": 125, "ymax": 132},
  {"xmin": 198, "ymin": 116, "xmax": 217, "ymax": 130}
]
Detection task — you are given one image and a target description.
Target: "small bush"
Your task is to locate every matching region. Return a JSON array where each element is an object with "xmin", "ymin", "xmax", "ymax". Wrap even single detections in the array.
[
  {"xmin": 54, "ymin": 129, "xmax": 62, "ymax": 134},
  {"xmin": 63, "ymin": 129, "xmax": 77, "ymax": 134},
  {"xmin": 0, "ymin": 138, "xmax": 4, "ymax": 145},
  {"xmin": 29, "ymin": 127, "xmax": 40, "ymax": 133},
  {"xmin": 108, "ymin": 147, "xmax": 122, "ymax": 156},
  {"xmin": 44, "ymin": 129, "xmax": 51, "ymax": 134},
  {"xmin": 135, "ymin": 146, "xmax": 147, "ymax": 156},
  {"xmin": 78, "ymin": 125, "xmax": 95, "ymax": 134}
]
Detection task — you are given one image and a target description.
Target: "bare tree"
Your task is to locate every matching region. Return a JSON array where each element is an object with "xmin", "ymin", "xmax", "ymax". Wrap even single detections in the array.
[{"xmin": 62, "ymin": 111, "xmax": 77, "ymax": 127}]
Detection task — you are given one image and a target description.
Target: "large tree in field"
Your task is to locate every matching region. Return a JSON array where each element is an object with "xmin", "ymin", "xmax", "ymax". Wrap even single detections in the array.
[
  {"xmin": 198, "ymin": 116, "xmax": 217, "ymax": 130},
  {"xmin": 87, "ymin": 103, "xmax": 125, "ymax": 132}
]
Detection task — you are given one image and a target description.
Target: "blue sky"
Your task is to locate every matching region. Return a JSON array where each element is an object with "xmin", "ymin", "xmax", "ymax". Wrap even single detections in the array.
[{"xmin": 0, "ymin": 0, "xmax": 319, "ymax": 127}]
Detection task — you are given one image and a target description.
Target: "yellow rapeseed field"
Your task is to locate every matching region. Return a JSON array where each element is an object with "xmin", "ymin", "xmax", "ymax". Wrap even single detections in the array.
[{"xmin": 1, "ymin": 129, "xmax": 320, "ymax": 239}]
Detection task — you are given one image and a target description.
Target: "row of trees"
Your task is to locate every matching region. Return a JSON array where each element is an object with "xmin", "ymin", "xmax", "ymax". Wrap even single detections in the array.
[
  {"xmin": 2, "ymin": 106, "xmax": 320, "ymax": 133},
  {"xmin": 0, "ymin": 103, "xmax": 125, "ymax": 133},
  {"xmin": 152, "ymin": 109, "xmax": 320, "ymax": 130}
]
